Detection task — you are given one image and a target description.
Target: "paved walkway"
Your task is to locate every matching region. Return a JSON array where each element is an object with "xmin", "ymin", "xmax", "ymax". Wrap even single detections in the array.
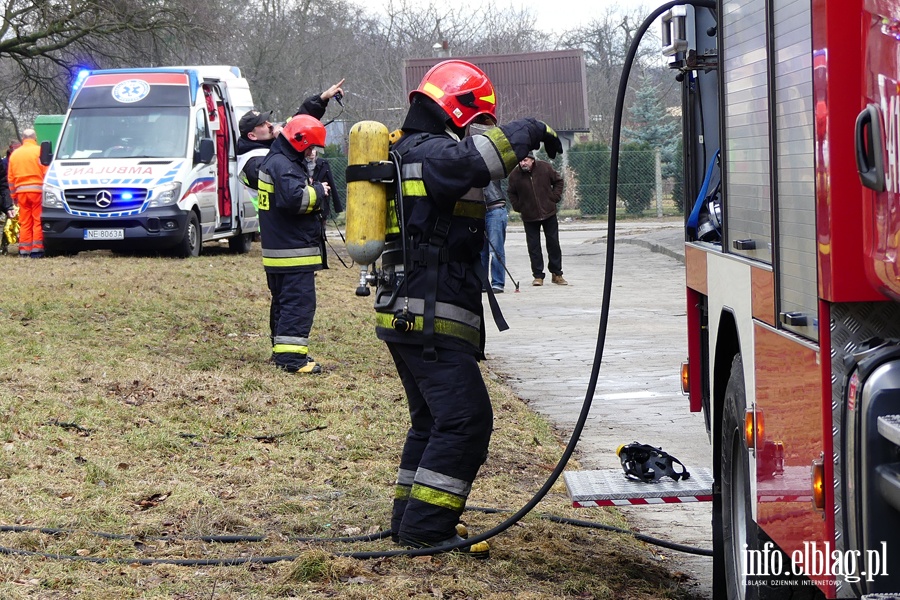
[{"xmin": 482, "ymin": 217, "xmax": 713, "ymax": 599}]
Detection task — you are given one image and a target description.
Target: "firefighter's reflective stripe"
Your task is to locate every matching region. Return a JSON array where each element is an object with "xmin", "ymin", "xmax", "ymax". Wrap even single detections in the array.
[
  {"xmin": 401, "ymin": 180, "xmax": 426, "ymax": 197},
  {"xmin": 273, "ymin": 345, "xmax": 309, "ymax": 354},
  {"xmin": 262, "ymin": 246, "xmax": 322, "ymax": 268},
  {"xmin": 410, "ymin": 483, "xmax": 466, "ymax": 512},
  {"xmin": 386, "ymin": 196, "xmax": 400, "ymax": 236},
  {"xmin": 272, "ymin": 335, "xmax": 310, "ymax": 354},
  {"xmin": 379, "ymin": 297, "xmax": 481, "ymax": 329},
  {"xmin": 395, "ymin": 468, "xmax": 416, "ymax": 500},
  {"xmin": 454, "ymin": 199, "xmax": 486, "ymax": 220},
  {"xmin": 402, "ymin": 163, "xmax": 423, "ymax": 179},
  {"xmin": 375, "ymin": 312, "xmax": 481, "ymax": 348},
  {"xmin": 14, "ymin": 184, "xmax": 43, "ymax": 193},
  {"xmin": 400, "ymin": 163, "xmax": 426, "ymax": 198},
  {"xmin": 416, "ymin": 468, "xmax": 472, "ymax": 496},
  {"xmin": 258, "ymin": 170, "xmax": 319, "ymax": 214},
  {"xmin": 483, "ymin": 128, "xmax": 519, "ymax": 176}
]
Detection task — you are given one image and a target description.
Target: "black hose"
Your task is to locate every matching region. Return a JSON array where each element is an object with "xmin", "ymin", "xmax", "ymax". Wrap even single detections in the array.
[{"xmin": 0, "ymin": 504, "xmax": 713, "ymax": 560}]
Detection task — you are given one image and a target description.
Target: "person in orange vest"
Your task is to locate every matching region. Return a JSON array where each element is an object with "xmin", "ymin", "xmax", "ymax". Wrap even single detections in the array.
[{"xmin": 8, "ymin": 129, "xmax": 48, "ymax": 258}]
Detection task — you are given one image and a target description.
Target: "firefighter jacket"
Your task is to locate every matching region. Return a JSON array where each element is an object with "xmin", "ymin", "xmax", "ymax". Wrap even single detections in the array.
[
  {"xmin": 8, "ymin": 139, "xmax": 47, "ymax": 201},
  {"xmin": 374, "ymin": 117, "xmax": 551, "ymax": 358},
  {"xmin": 257, "ymin": 136, "xmax": 327, "ymax": 274},
  {"xmin": 507, "ymin": 159, "xmax": 564, "ymax": 222}
]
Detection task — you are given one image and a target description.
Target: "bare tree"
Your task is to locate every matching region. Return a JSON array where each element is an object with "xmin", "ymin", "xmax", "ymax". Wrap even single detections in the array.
[
  {"xmin": 558, "ymin": 4, "xmax": 662, "ymax": 143},
  {"xmin": 0, "ymin": 0, "xmax": 209, "ymax": 130}
]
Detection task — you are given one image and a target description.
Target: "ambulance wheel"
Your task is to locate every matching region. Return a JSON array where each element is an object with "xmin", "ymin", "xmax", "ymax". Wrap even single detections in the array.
[
  {"xmin": 228, "ymin": 231, "xmax": 253, "ymax": 254},
  {"xmin": 175, "ymin": 211, "xmax": 201, "ymax": 258},
  {"xmin": 721, "ymin": 354, "xmax": 758, "ymax": 600}
]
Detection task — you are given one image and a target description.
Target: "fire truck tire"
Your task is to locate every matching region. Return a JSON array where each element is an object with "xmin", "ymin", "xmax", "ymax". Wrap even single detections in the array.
[
  {"xmin": 721, "ymin": 356, "xmax": 817, "ymax": 599},
  {"xmin": 721, "ymin": 354, "xmax": 759, "ymax": 600},
  {"xmin": 174, "ymin": 211, "xmax": 201, "ymax": 258}
]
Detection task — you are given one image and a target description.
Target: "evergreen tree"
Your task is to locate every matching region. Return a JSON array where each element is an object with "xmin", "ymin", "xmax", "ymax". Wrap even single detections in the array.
[{"xmin": 623, "ymin": 82, "xmax": 680, "ymax": 164}]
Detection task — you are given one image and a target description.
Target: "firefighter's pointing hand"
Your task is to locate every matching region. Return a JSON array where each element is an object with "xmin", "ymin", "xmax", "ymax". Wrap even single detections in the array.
[{"xmin": 320, "ymin": 79, "xmax": 345, "ymax": 103}]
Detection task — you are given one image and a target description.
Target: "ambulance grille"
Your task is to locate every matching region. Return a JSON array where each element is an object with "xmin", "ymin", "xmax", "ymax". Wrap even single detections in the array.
[{"xmin": 64, "ymin": 188, "xmax": 148, "ymax": 213}]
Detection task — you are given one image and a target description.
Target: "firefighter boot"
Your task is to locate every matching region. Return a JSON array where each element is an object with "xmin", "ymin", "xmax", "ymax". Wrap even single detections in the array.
[
  {"xmin": 295, "ymin": 359, "xmax": 322, "ymax": 374},
  {"xmin": 401, "ymin": 533, "xmax": 490, "ymax": 559},
  {"xmin": 392, "ymin": 522, "xmax": 467, "ymax": 545}
]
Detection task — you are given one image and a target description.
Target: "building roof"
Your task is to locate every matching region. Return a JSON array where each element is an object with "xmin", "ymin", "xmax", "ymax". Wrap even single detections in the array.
[{"xmin": 403, "ymin": 49, "xmax": 590, "ymax": 133}]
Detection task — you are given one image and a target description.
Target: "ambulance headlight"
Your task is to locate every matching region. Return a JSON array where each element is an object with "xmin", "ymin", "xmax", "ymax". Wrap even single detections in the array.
[
  {"xmin": 148, "ymin": 182, "xmax": 181, "ymax": 208},
  {"xmin": 42, "ymin": 184, "xmax": 64, "ymax": 209}
]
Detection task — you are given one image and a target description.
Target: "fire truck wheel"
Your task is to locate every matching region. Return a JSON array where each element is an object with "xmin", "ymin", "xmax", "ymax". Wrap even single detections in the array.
[
  {"xmin": 175, "ymin": 211, "xmax": 201, "ymax": 258},
  {"xmin": 721, "ymin": 354, "xmax": 759, "ymax": 600}
]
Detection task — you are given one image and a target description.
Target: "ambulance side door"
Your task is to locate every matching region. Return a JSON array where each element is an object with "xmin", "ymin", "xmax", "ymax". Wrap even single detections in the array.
[{"xmin": 190, "ymin": 107, "xmax": 217, "ymax": 230}]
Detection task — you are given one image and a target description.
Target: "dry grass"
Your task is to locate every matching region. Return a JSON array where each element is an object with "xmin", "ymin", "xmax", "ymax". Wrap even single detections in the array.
[{"xmin": 0, "ymin": 240, "xmax": 700, "ymax": 599}]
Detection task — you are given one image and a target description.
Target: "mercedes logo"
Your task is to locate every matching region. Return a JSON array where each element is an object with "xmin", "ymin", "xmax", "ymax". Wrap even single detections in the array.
[{"xmin": 95, "ymin": 190, "xmax": 113, "ymax": 208}]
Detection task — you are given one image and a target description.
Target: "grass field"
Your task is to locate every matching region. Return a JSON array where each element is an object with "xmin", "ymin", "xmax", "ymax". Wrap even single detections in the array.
[{"xmin": 0, "ymin": 240, "xmax": 697, "ymax": 599}]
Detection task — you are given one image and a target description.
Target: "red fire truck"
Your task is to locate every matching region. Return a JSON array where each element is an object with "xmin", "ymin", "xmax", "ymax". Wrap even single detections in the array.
[{"xmin": 658, "ymin": 0, "xmax": 900, "ymax": 597}]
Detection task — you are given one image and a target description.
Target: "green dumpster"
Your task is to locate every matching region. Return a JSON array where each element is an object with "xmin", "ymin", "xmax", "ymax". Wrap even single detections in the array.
[{"xmin": 34, "ymin": 115, "xmax": 65, "ymax": 151}]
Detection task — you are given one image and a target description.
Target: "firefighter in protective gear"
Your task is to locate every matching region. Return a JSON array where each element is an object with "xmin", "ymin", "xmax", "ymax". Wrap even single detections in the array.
[
  {"xmin": 257, "ymin": 115, "xmax": 331, "ymax": 374},
  {"xmin": 8, "ymin": 129, "xmax": 48, "ymax": 258},
  {"xmin": 379, "ymin": 59, "xmax": 563, "ymax": 555}
]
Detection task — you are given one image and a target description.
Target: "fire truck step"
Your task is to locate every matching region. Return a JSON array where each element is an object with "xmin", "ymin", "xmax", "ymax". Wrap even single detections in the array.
[
  {"xmin": 564, "ymin": 468, "xmax": 714, "ymax": 507},
  {"xmin": 877, "ymin": 414, "xmax": 900, "ymax": 447}
]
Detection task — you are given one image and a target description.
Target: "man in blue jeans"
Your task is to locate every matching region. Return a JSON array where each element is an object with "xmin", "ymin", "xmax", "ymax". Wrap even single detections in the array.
[{"xmin": 480, "ymin": 179, "xmax": 508, "ymax": 293}]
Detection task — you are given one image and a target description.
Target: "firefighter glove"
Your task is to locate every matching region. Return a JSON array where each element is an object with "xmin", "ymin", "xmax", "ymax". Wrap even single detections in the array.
[{"xmin": 541, "ymin": 122, "xmax": 563, "ymax": 159}]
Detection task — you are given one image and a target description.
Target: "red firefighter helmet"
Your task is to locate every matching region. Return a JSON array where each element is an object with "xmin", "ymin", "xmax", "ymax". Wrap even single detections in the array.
[
  {"xmin": 410, "ymin": 60, "xmax": 497, "ymax": 128},
  {"xmin": 281, "ymin": 114, "xmax": 326, "ymax": 153}
]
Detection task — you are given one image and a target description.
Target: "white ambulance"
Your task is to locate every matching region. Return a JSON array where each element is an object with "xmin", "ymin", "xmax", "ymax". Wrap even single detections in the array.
[{"xmin": 41, "ymin": 66, "xmax": 259, "ymax": 257}]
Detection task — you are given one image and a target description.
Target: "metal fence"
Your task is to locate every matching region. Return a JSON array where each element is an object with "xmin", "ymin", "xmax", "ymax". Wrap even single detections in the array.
[
  {"xmin": 550, "ymin": 149, "xmax": 684, "ymax": 217},
  {"xmin": 323, "ymin": 150, "xmax": 685, "ymax": 218}
]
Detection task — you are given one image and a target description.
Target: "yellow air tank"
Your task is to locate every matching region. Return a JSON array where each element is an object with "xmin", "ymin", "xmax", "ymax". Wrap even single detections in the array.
[{"xmin": 345, "ymin": 120, "xmax": 389, "ymax": 266}]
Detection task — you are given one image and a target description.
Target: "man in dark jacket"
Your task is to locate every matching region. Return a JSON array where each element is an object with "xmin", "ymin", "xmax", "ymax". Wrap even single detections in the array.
[
  {"xmin": 507, "ymin": 153, "xmax": 567, "ymax": 286},
  {"xmin": 257, "ymin": 115, "xmax": 331, "ymax": 374},
  {"xmin": 237, "ymin": 79, "xmax": 344, "ymax": 194},
  {"xmin": 376, "ymin": 59, "xmax": 563, "ymax": 557}
]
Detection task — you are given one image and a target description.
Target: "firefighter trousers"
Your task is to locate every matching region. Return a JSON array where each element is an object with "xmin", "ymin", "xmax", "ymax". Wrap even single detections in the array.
[
  {"xmin": 16, "ymin": 191, "xmax": 43, "ymax": 257},
  {"xmin": 266, "ymin": 270, "xmax": 316, "ymax": 371},
  {"xmin": 387, "ymin": 342, "xmax": 493, "ymax": 545}
]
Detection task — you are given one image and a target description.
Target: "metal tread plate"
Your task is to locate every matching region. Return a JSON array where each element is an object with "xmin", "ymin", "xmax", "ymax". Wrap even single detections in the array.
[
  {"xmin": 564, "ymin": 468, "xmax": 714, "ymax": 507},
  {"xmin": 878, "ymin": 414, "xmax": 900, "ymax": 447}
]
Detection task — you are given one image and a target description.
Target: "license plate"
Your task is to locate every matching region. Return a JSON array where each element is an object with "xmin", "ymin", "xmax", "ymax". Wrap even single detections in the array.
[{"xmin": 84, "ymin": 229, "xmax": 125, "ymax": 240}]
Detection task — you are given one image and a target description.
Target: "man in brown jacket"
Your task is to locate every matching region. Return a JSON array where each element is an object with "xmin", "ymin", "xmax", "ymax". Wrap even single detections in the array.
[{"xmin": 507, "ymin": 152, "xmax": 567, "ymax": 285}]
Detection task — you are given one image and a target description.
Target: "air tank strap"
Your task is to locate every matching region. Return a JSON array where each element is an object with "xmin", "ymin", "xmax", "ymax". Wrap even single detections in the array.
[
  {"xmin": 345, "ymin": 161, "xmax": 395, "ymax": 183},
  {"xmin": 475, "ymin": 260, "xmax": 509, "ymax": 333}
]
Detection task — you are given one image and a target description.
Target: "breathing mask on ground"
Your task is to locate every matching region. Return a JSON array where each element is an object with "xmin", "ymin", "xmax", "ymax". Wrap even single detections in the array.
[{"xmin": 617, "ymin": 442, "xmax": 691, "ymax": 483}]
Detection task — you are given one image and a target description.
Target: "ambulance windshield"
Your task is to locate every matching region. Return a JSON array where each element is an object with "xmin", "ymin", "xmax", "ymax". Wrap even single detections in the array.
[{"xmin": 57, "ymin": 106, "xmax": 190, "ymax": 160}]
